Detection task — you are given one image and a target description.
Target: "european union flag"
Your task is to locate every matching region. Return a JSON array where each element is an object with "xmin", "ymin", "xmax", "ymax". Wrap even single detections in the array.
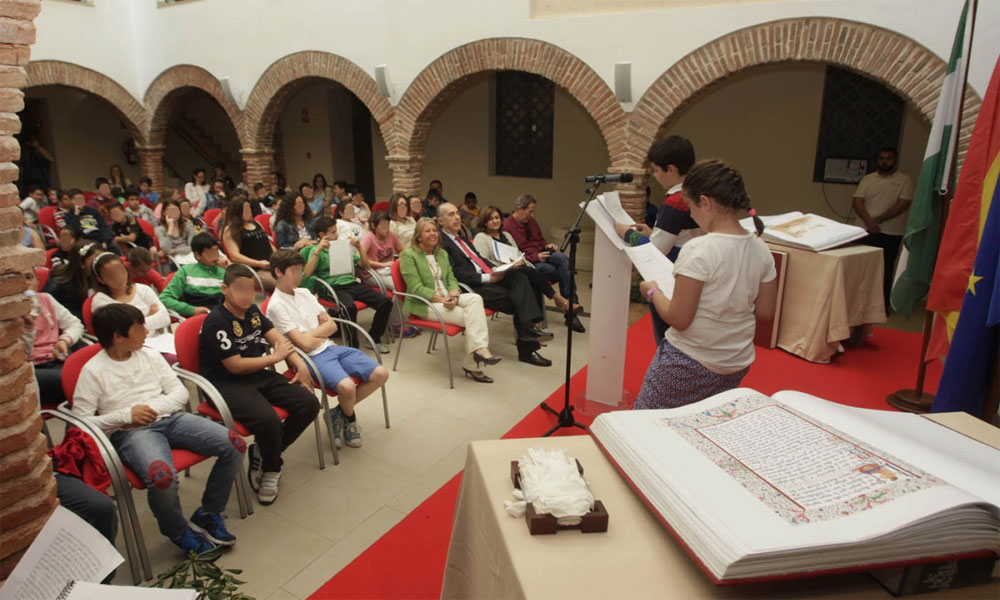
[{"xmin": 932, "ymin": 177, "xmax": 1000, "ymax": 416}]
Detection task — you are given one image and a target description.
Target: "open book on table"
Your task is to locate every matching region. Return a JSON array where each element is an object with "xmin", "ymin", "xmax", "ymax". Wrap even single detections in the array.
[
  {"xmin": 590, "ymin": 389, "xmax": 1000, "ymax": 584},
  {"xmin": 740, "ymin": 212, "xmax": 868, "ymax": 252}
]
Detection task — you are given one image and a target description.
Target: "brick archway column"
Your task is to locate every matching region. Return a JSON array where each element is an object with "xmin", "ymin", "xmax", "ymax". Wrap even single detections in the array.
[
  {"xmin": 136, "ymin": 144, "xmax": 165, "ymax": 192},
  {"xmin": 387, "ymin": 154, "xmax": 423, "ymax": 196},
  {"xmin": 0, "ymin": 0, "xmax": 58, "ymax": 581},
  {"xmin": 240, "ymin": 147, "xmax": 274, "ymax": 186},
  {"xmin": 611, "ymin": 166, "xmax": 650, "ymax": 221}
]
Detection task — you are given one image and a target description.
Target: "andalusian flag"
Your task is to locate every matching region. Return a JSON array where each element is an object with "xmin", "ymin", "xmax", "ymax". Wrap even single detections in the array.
[
  {"xmin": 925, "ymin": 54, "xmax": 1000, "ymax": 362},
  {"xmin": 890, "ymin": 0, "xmax": 973, "ymax": 317}
]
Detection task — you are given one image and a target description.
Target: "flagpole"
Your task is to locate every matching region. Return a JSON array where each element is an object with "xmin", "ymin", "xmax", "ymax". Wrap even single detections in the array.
[{"xmin": 887, "ymin": 0, "xmax": 978, "ymax": 414}]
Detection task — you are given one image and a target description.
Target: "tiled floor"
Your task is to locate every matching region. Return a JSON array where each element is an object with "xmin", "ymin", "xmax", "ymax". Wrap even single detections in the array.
[
  {"xmin": 53, "ymin": 271, "xmax": 925, "ymax": 599},
  {"xmin": 52, "ymin": 272, "xmax": 603, "ymax": 599}
]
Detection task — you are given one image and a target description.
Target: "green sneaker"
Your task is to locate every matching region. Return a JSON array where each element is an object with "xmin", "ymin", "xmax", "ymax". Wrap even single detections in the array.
[
  {"xmin": 330, "ymin": 406, "xmax": 346, "ymax": 449},
  {"xmin": 344, "ymin": 421, "xmax": 362, "ymax": 448}
]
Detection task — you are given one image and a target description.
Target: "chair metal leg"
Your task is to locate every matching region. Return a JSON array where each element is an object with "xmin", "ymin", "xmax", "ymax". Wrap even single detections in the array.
[
  {"xmin": 392, "ymin": 323, "xmax": 406, "ymax": 371},
  {"xmin": 426, "ymin": 331, "xmax": 436, "ymax": 354},
  {"xmin": 313, "ymin": 416, "xmax": 325, "ymax": 470},
  {"xmin": 381, "ymin": 386, "xmax": 390, "ymax": 428},
  {"xmin": 323, "ymin": 401, "xmax": 340, "ymax": 465},
  {"xmin": 442, "ymin": 333, "xmax": 454, "ymax": 389}
]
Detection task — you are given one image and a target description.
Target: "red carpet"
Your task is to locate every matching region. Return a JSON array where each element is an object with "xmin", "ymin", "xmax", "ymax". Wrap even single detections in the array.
[{"xmin": 308, "ymin": 316, "xmax": 940, "ymax": 599}]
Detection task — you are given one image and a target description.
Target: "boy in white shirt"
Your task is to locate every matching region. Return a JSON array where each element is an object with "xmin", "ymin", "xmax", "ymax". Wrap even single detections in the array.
[
  {"xmin": 266, "ymin": 249, "xmax": 389, "ymax": 448},
  {"xmin": 72, "ymin": 303, "xmax": 243, "ymax": 554}
]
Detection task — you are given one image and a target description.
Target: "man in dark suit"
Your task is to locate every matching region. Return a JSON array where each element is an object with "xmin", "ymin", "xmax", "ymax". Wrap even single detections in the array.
[{"xmin": 436, "ymin": 202, "xmax": 553, "ymax": 367}]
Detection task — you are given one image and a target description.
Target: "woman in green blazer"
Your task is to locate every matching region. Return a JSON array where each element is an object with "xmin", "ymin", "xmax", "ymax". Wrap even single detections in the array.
[{"xmin": 399, "ymin": 218, "xmax": 500, "ymax": 383}]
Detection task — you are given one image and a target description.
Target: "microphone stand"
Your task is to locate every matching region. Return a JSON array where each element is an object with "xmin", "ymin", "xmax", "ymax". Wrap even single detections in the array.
[{"xmin": 540, "ymin": 179, "xmax": 606, "ymax": 436}]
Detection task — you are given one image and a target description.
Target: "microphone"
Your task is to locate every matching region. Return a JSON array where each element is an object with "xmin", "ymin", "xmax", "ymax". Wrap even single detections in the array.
[{"xmin": 584, "ymin": 173, "xmax": 634, "ymax": 183}]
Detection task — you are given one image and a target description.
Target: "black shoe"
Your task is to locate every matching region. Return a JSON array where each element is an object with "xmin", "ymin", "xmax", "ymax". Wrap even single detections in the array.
[
  {"xmin": 518, "ymin": 351, "xmax": 552, "ymax": 367},
  {"xmin": 529, "ymin": 326, "xmax": 554, "ymax": 341},
  {"xmin": 518, "ymin": 327, "xmax": 553, "ymax": 343},
  {"xmin": 473, "ymin": 351, "xmax": 502, "ymax": 367},
  {"xmin": 569, "ymin": 315, "xmax": 586, "ymax": 333},
  {"xmin": 463, "ymin": 368, "xmax": 494, "ymax": 383}
]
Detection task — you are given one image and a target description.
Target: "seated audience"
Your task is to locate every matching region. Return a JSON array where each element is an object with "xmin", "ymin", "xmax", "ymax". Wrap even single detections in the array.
[
  {"xmin": 19, "ymin": 184, "xmax": 45, "ymax": 224},
  {"xmin": 180, "ymin": 197, "xmax": 207, "ymax": 233},
  {"xmin": 301, "ymin": 217, "xmax": 393, "ymax": 353},
  {"xmin": 73, "ymin": 303, "xmax": 242, "ymax": 553},
  {"xmin": 349, "ymin": 187, "xmax": 370, "ymax": 226},
  {"xmin": 109, "ymin": 203, "xmax": 153, "ymax": 251},
  {"xmin": 185, "ymin": 167, "xmax": 210, "ymax": 217},
  {"xmin": 474, "ymin": 205, "xmax": 573, "ymax": 314},
  {"xmin": 155, "ymin": 199, "xmax": 197, "ymax": 265},
  {"xmin": 299, "ymin": 182, "xmax": 321, "ymax": 217},
  {"xmin": 205, "ymin": 177, "xmax": 227, "ymax": 213},
  {"xmin": 460, "ymin": 192, "xmax": 479, "ymax": 234},
  {"xmin": 43, "ymin": 241, "xmax": 102, "ymax": 320},
  {"xmin": 333, "ymin": 201, "xmax": 365, "ymax": 240},
  {"xmin": 331, "ymin": 180, "xmax": 350, "ymax": 203},
  {"xmin": 159, "ymin": 232, "xmax": 226, "ymax": 317},
  {"xmin": 199, "ymin": 265, "xmax": 319, "ymax": 505},
  {"xmin": 49, "ymin": 225, "xmax": 81, "ymax": 268},
  {"xmin": 108, "ymin": 164, "xmax": 131, "ymax": 189},
  {"xmin": 400, "ymin": 218, "xmax": 499, "ymax": 382},
  {"xmin": 24, "ymin": 267, "xmax": 84, "ymax": 407},
  {"xmin": 91, "ymin": 252, "xmax": 171, "ymax": 338},
  {"xmin": 504, "ymin": 194, "xmax": 585, "ymax": 332},
  {"xmin": 274, "ymin": 193, "xmax": 317, "ymax": 250},
  {"xmin": 361, "ymin": 211, "xmax": 403, "ymax": 291},
  {"xmin": 221, "ymin": 195, "xmax": 276, "ymax": 292},
  {"xmin": 389, "ymin": 193, "xmax": 416, "ymax": 248},
  {"xmin": 21, "ymin": 224, "xmax": 43, "ymax": 249},
  {"xmin": 139, "ymin": 176, "xmax": 159, "ymax": 207},
  {"xmin": 312, "ymin": 174, "xmax": 331, "ymax": 213},
  {"xmin": 58, "ymin": 188, "xmax": 114, "ymax": 249},
  {"xmin": 422, "ymin": 188, "xmax": 442, "ymax": 219},
  {"xmin": 88, "ymin": 177, "xmax": 119, "ymax": 221},
  {"xmin": 408, "ymin": 194, "xmax": 424, "ymax": 221},
  {"xmin": 267, "ymin": 250, "xmax": 390, "ymax": 448},
  {"xmin": 126, "ymin": 246, "xmax": 166, "ymax": 293},
  {"xmin": 437, "ymin": 202, "xmax": 552, "ymax": 367},
  {"xmin": 125, "ymin": 186, "xmax": 156, "ymax": 223}
]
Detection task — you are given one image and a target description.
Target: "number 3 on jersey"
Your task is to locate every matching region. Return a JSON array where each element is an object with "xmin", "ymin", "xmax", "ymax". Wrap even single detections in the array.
[{"xmin": 216, "ymin": 330, "xmax": 231, "ymax": 350}]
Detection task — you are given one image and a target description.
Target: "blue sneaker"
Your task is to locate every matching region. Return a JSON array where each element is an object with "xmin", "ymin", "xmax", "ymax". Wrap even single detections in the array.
[
  {"xmin": 189, "ymin": 508, "xmax": 236, "ymax": 546},
  {"xmin": 330, "ymin": 406, "xmax": 346, "ymax": 449},
  {"xmin": 172, "ymin": 526, "xmax": 216, "ymax": 555}
]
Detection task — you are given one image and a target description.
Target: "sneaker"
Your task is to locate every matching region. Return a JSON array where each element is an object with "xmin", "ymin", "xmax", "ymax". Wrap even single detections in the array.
[
  {"xmin": 189, "ymin": 508, "xmax": 236, "ymax": 547},
  {"xmin": 172, "ymin": 526, "xmax": 216, "ymax": 555},
  {"xmin": 258, "ymin": 471, "xmax": 281, "ymax": 505},
  {"xmin": 364, "ymin": 339, "xmax": 391, "ymax": 354},
  {"xmin": 402, "ymin": 326, "xmax": 420, "ymax": 338},
  {"xmin": 247, "ymin": 443, "xmax": 262, "ymax": 492},
  {"xmin": 344, "ymin": 421, "xmax": 362, "ymax": 448},
  {"xmin": 330, "ymin": 406, "xmax": 346, "ymax": 449}
]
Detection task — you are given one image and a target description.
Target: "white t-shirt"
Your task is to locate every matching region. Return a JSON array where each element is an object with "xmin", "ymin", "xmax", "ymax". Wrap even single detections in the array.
[
  {"xmin": 665, "ymin": 232, "xmax": 776, "ymax": 374},
  {"xmin": 848, "ymin": 171, "xmax": 915, "ymax": 236},
  {"xmin": 266, "ymin": 287, "xmax": 332, "ymax": 356},
  {"xmin": 71, "ymin": 347, "xmax": 188, "ymax": 434},
  {"xmin": 92, "ymin": 283, "xmax": 171, "ymax": 333}
]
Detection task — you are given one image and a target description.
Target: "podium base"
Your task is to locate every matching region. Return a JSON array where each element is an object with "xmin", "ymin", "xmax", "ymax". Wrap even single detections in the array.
[{"xmin": 887, "ymin": 389, "xmax": 934, "ymax": 413}]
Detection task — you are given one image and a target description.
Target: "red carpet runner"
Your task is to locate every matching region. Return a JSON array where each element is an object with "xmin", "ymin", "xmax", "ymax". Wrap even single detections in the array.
[{"xmin": 308, "ymin": 315, "xmax": 941, "ymax": 599}]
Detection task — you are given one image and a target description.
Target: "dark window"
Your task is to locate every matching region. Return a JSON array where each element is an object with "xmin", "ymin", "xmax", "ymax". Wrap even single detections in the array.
[
  {"xmin": 494, "ymin": 72, "xmax": 554, "ymax": 179},
  {"xmin": 813, "ymin": 67, "xmax": 904, "ymax": 183}
]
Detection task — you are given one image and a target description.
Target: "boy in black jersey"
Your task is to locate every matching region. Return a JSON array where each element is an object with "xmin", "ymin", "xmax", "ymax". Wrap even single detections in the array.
[{"xmin": 199, "ymin": 265, "xmax": 319, "ymax": 505}]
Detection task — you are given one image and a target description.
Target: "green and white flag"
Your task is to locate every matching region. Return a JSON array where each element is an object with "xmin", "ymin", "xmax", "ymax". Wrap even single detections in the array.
[{"xmin": 891, "ymin": 0, "xmax": 973, "ymax": 317}]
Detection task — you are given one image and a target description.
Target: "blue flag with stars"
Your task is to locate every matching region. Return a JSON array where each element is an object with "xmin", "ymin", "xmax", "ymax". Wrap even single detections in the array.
[{"xmin": 931, "ymin": 176, "xmax": 1000, "ymax": 416}]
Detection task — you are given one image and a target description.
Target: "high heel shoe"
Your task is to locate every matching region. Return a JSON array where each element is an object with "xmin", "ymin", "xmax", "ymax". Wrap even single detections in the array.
[
  {"xmin": 473, "ymin": 352, "xmax": 502, "ymax": 367},
  {"xmin": 463, "ymin": 368, "xmax": 494, "ymax": 383},
  {"xmin": 553, "ymin": 295, "xmax": 570, "ymax": 312}
]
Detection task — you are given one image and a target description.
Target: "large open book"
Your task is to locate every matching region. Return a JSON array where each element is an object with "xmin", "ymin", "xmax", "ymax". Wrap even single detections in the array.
[
  {"xmin": 590, "ymin": 389, "xmax": 1000, "ymax": 584},
  {"xmin": 740, "ymin": 212, "xmax": 868, "ymax": 252}
]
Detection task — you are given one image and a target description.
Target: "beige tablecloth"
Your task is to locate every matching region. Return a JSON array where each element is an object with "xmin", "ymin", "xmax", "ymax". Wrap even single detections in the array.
[
  {"xmin": 770, "ymin": 243, "xmax": 887, "ymax": 363},
  {"xmin": 442, "ymin": 418, "xmax": 998, "ymax": 599}
]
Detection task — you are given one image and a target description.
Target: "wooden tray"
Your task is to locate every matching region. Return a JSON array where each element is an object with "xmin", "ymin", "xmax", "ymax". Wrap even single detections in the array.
[{"xmin": 510, "ymin": 459, "xmax": 609, "ymax": 535}]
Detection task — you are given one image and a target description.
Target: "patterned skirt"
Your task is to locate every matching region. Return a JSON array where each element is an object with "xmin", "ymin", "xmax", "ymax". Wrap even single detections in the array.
[{"xmin": 634, "ymin": 340, "xmax": 749, "ymax": 410}]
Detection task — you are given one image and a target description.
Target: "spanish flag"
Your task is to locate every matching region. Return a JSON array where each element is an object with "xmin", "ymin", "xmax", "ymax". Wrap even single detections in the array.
[
  {"xmin": 924, "ymin": 55, "xmax": 1000, "ymax": 363},
  {"xmin": 929, "ymin": 57, "xmax": 1000, "ymax": 416}
]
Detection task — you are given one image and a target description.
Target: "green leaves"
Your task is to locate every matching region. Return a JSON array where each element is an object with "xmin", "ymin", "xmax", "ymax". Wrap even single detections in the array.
[{"xmin": 149, "ymin": 547, "xmax": 255, "ymax": 600}]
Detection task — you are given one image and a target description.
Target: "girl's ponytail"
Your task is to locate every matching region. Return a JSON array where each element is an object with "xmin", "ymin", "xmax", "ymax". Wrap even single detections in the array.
[
  {"xmin": 747, "ymin": 208, "xmax": 764, "ymax": 237},
  {"xmin": 683, "ymin": 159, "xmax": 764, "ymax": 236}
]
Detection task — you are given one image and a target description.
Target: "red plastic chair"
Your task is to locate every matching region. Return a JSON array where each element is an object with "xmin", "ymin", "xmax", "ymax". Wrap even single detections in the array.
[
  {"xmin": 390, "ymin": 259, "xmax": 469, "ymax": 388},
  {"xmin": 371, "ymin": 201, "xmax": 390, "ymax": 213},
  {"xmin": 37, "ymin": 205, "xmax": 59, "ymax": 245},
  {"xmin": 172, "ymin": 314, "xmax": 328, "ymax": 470},
  {"xmin": 82, "ymin": 296, "xmax": 95, "ymax": 335},
  {"xmin": 203, "ymin": 208, "xmax": 222, "ymax": 232},
  {"xmin": 44, "ymin": 247, "xmax": 59, "ymax": 269},
  {"xmin": 34, "ymin": 266, "xmax": 49, "ymax": 291},
  {"xmin": 254, "ymin": 213, "xmax": 275, "ymax": 244},
  {"xmin": 42, "ymin": 343, "xmax": 251, "ymax": 585}
]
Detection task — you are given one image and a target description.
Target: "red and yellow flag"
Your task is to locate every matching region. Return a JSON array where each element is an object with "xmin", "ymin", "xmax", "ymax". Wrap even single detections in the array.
[{"xmin": 925, "ymin": 55, "xmax": 1000, "ymax": 361}]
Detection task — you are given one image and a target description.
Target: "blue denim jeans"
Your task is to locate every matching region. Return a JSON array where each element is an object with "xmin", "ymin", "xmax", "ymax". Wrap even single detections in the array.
[
  {"xmin": 110, "ymin": 412, "xmax": 243, "ymax": 539},
  {"xmin": 533, "ymin": 251, "xmax": 576, "ymax": 303}
]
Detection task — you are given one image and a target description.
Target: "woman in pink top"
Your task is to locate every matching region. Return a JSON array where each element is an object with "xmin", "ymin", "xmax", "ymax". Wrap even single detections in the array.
[
  {"xmin": 23, "ymin": 268, "xmax": 84, "ymax": 407},
  {"xmin": 360, "ymin": 211, "xmax": 419, "ymax": 338}
]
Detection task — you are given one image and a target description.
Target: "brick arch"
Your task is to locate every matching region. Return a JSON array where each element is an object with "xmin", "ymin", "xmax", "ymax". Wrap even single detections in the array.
[
  {"xmin": 628, "ymin": 17, "xmax": 982, "ymax": 171},
  {"xmin": 395, "ymin": 38, "xmax": 627, "ymax": 166},
  {"xmin": 144, "ymin": 64, "xmax": 246, "ymax": 148},
  {"xmin": 24, "ymin": 60, "xmax": 147, "ymax": 144},
  {"xmin": 242, "ymin": 51, "xmax": 394, "ymax": 151}
]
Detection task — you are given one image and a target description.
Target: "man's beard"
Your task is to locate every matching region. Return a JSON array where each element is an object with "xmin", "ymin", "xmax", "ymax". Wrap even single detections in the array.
[{"xmin": 877, "ymin": 163, "xmax": 895, "ymax": 173}]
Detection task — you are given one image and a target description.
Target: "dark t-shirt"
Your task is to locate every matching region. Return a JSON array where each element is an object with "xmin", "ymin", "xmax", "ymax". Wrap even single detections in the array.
[
  {"xmin": 199, "ymin": 303, "xmax": 274, "ymax": 386},
  {"xmin": 239, "ymin": 222, "xmax": 273, "ymax": 262},
  {"xmin": 111, "ymin": 215, "xmax": 152, "ymax": 248},
  {"xmin": 654, "ymin": 191, "xmax": 698, "ymax": 236}
]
